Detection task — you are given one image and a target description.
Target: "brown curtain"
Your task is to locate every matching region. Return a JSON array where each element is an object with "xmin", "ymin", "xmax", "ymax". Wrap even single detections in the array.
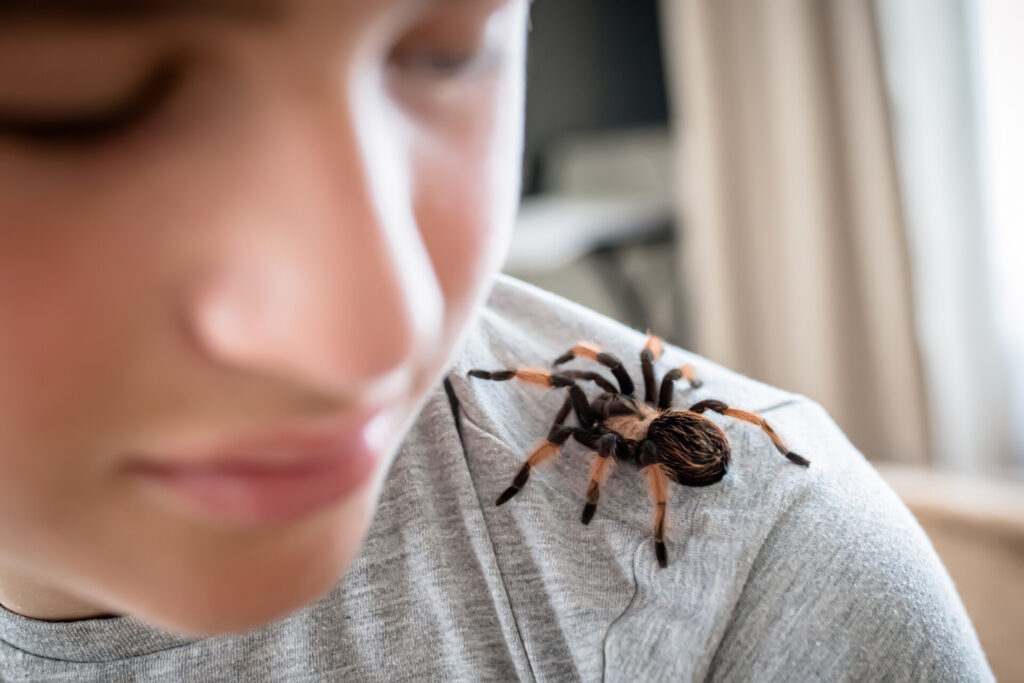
[{"xmin": 659, "ymin": 0, "xmax": 930, "ymax": 464}]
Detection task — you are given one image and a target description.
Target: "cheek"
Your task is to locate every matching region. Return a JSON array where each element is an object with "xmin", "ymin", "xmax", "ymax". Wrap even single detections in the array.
[
  {"xmin": 0, "ymin": 209, "xmax": 149, "ymax": 546},
  {"xmin": 0, "ymin": 136, "xmax": 230, "ymax": 521},
  {"xmin": 411, "ymin": 89, "xmax": 523, "ymax": 345},
  {"xmin": 0, "ymin": 233, "xmax": 117, "ymax": 453},
  {"xmin": 414, "ymin": 175, "xmax": 495, "ymax": 331},
  {"xmin": 0, "ymin": 119, "xmax": 229, "ymax": 445}
]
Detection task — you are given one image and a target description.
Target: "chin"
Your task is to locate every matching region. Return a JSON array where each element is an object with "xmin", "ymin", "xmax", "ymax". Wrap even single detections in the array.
[{"xmin": 114, "ymin": 480, "xmax": 379, "ymax": 638}]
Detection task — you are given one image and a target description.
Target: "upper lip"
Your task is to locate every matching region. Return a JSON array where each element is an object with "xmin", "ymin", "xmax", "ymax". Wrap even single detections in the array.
[{"xmin": 124, "ymin": 405, "xmax": 389, "ymax": 476}]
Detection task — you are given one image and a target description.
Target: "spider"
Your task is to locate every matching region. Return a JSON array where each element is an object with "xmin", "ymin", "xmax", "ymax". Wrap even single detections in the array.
[{"xmin": 468, "ymin": 333, "xmax": 810, "ymax": 567}]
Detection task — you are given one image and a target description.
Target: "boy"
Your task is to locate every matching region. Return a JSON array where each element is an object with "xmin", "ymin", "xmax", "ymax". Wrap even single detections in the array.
[{"xmin": 0, "ymin": 0, "xmax": 992, "ymax": 680}]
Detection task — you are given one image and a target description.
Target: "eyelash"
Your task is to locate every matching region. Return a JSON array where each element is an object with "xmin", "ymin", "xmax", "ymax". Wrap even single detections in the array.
[
  {"xmin": 0, "ymin": 44, "xmax": 495, "ymax": 149},
  {"xmin": 0, "ymin": 59, "xmax": 186, "ymax": 149},
  {"xmin": 390, "ymin": 47, "xmax": 498, "ymax": 79}
]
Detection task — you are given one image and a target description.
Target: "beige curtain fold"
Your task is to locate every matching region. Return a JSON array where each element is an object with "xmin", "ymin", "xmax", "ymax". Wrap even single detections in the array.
[{"xmin": 660, "ymin": 0, "xmax": 930, "ymax": 463}]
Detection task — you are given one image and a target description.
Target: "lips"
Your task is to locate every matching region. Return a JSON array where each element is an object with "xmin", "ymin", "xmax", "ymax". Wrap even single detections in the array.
[{"xmin": 125, "ymin": 410, "xmax": 389, "ymax": 528}]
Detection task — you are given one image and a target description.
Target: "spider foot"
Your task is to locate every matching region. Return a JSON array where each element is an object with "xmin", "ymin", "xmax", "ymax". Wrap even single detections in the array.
[
  {"xmin": 581, "ymin": 502, "xmax": 597, "ymax": 525},
  {"xmin": 496, "ymin": 486, "xmax": 520, "ymax": 506},
  {"xmin": 786, "ymin": 451, "xmax": 811, "ymax": 467},
  {"xmin": 655, "ymin": 540, "xmax": 668, "ymax": 568},
  {"xmin": 468, "ymin": 369, "xmax": 515, "ymax": 381},
  {"xmin": 496, "ymin": 462, "xmax": 533, "ymax": 506}
]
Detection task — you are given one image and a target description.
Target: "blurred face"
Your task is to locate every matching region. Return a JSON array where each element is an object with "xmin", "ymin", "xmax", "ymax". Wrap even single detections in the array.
[{"xmin": 0, "ymin": 0, "xmax": 527, "ymax": 636}]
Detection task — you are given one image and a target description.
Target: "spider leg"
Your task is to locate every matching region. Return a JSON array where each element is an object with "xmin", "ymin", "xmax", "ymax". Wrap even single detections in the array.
[
  {"xmin": 552, "ymin": 341, "xmax": 635, "ymax": 396},
  {"xmin": 560, "ymin": 369, "xmax": 617, "ymax": 394},
  {"xmin": 495, "ymin": 432, "xmax": 566, "ymax": 506},
  {"xmin": 581, "ymin": 432, "xmax": 620, "ymax": 524},
  {"xmin": 643, "ymin": 455, "xmax": 671, "ymax": 568},
  {"xmin": 688, "ymin": 399, "xmax": 810, "ymax": 467},
  {"xmin": 657, "ymin": 365, "xmax": 703, "ymax": 409},
  {"xmin": 483, "ymin": 369, "xmax": 600, "ymax": 506},
  {"xmin": 471, "ymin": 367, "xmax": 604, "ymax": 505},
  {"xmin": 640, "ymin": 331, "xmax": 664, "ymax": 404},
  {"xmin": 554, "ymin": 395, "xmax": 573, "ymax": 426},
  {"xmin": 467, "ymin": 367, "xmax": 594, "ymax": 427}
]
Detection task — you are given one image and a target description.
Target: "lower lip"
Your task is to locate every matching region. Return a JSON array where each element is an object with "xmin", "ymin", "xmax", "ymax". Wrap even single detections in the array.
[{"xmin": 128, "ymin": 424, "xmax": 383, "ymax": 528}]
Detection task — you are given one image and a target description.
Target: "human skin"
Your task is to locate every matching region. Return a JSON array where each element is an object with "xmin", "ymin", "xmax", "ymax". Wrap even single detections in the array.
[{"xmin": 0, "ymin": 0, "xmax": 526, "ymax": 636}]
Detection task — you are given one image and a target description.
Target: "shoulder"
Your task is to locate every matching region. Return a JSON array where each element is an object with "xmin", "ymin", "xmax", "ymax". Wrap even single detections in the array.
[
  {"xmin": 456, "ymin": 273, "xmax": 801, "ymax": 425},
  {"xmin": 447, "ymin": 275, "xmax": 991, "ymax": 680},
  {"xmin": 455, "ymin": 275, "xmax": 832, "ymax": 476},
  {"xmin": 706, "ymin": 398, "xmax": 993, "ymax": 681}
]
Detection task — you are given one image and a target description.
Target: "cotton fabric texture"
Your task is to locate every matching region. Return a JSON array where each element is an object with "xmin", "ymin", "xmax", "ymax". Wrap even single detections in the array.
[{"xmin": 0, "ymin": 275, "xmax": 993, "ymax": 681}]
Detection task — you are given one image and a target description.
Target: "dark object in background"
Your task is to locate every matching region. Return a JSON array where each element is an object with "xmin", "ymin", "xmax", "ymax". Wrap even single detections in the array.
[{"xmin": 523, "ymin": 0, "xmax": 669, "ymax": 195}]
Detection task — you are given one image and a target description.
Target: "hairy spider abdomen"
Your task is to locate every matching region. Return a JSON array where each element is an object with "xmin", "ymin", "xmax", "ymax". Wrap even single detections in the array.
[{"xmin": 646, "ymin": 410, "xmax": 731, "ymax": 487}]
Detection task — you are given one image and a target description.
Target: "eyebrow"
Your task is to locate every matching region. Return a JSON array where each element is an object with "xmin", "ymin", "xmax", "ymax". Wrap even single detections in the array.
[{"xmin": 0, "ymin": 0, "xmax": 284, "ymax": 24}]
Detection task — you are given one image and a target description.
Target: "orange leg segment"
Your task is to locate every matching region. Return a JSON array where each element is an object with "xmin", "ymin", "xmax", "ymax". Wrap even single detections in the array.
[
  {"xmin": 581, "ymin": 453, "xmax": 615, "ymax": 525},
  {"xmin": 688, "ymin": 400, "xmax": 811, "ymax": 467},
  {"xmin": 495, "ymin": 440, "xmax": 562, "ymax": 506},
  {"xmin": 645, "ymin": 463, "xmax": 670, "ymax": 568}
]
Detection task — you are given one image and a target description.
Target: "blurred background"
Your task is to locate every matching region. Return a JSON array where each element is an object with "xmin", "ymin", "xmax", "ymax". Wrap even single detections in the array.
[{"xmin": 510, "ymin": 0, "xmax": 1023, "ymax": 678}]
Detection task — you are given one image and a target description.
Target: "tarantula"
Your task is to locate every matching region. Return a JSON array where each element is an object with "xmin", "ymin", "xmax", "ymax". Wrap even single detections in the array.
[{"xmin": 468, "ymin": 333, "xmax": 810, "ymax": 567}]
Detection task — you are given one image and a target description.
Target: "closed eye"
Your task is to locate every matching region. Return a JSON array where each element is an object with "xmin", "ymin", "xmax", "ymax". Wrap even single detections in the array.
[{"xmin": 0, "ymin": 56, "xmax": 185, "ymax": 148}]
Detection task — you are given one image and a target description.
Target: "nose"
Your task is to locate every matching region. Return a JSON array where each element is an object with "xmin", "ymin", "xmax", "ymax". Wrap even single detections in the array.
[{"xmin": 182, "ymin": 86, "xmax": 442, "ymax": 403}]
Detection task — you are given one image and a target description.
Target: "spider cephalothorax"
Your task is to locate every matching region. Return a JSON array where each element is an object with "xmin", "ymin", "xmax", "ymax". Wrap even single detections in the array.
[{"xmin": 468, "ymin": 333, "xmax": 810, "ymax": 567}]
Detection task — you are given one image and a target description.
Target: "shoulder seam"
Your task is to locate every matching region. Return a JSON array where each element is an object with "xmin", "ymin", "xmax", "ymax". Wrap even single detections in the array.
[{"xmin": 443, "ymin": 374, "xmax": 465, "ymax": 448}]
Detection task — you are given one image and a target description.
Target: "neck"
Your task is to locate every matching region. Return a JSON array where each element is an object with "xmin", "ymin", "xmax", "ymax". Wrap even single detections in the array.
[{"xmin": 0, "ymin": 565, "xmax": 117, "ymax": 621}]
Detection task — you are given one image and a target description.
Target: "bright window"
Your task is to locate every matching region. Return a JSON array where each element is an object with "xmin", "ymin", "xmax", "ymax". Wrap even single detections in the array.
[{"xmin": 973, "ymin": 0, "xmax": 1024, "ymax": 467}]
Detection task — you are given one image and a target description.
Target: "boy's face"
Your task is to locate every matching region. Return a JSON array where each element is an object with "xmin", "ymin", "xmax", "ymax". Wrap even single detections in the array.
[{"xmin": 0, "ymin": 0, "xmax": 526, "ymax": 635}]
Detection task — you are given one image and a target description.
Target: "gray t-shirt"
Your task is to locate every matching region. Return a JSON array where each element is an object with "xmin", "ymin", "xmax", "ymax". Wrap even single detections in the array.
[{"xmin": 0, "ymin": 275, "xmax": 993, "ymax": 682}]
